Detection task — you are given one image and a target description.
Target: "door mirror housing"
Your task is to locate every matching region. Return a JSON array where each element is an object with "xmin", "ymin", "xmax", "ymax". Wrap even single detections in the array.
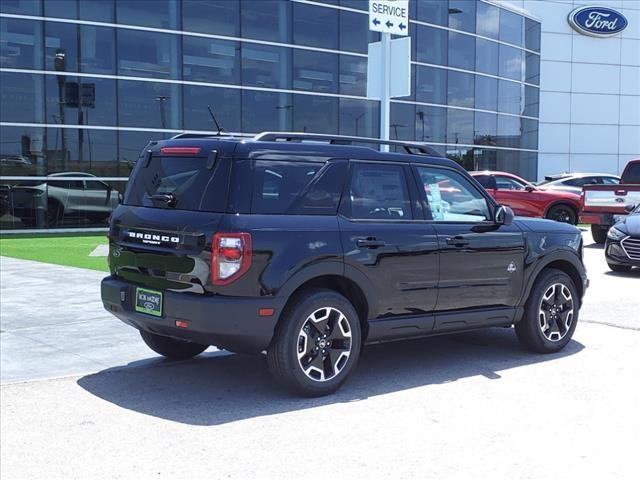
[
  {"xmin": 525, "ymin": 185, "xmax": 535, "ymax": 192},
  {"xmin": 624, "ymin": 204, "xmax": 636, "ymax": 213},
  {"xmin": 495, "ymin": 205, "xmax": 515, "ymax": 226}
]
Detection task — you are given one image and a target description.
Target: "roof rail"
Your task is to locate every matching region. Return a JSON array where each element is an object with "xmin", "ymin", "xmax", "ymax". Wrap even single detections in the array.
[
  {"xmin": 170, "ymin": 132, "xmax": 253, "ymax": 140},
  {"xmin": 252, "ymin": 132, "xmax": 441, "ymax": 156}
]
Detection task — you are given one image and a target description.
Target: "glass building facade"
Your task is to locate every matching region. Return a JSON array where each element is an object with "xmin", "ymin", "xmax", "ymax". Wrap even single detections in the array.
[{"xmin": 0, "ymin": 0, "xmax": 540, "ymax": 230}]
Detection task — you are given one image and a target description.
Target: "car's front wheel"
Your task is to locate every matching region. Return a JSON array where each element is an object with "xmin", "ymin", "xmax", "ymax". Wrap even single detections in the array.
[
  {"xmin": 591, "ymin": 225, "xmax": 607, "ymax": 244},
  {"xmin": 515, "ymin": 268, "xmax": 579, "ymax": 353},
  {"xmin": 267, "ymin": 289, "xmax": 362, "ymax": 396},
  {"xmin": 140, "ymin": 330, "xmax": 208, "ymax": 360}
]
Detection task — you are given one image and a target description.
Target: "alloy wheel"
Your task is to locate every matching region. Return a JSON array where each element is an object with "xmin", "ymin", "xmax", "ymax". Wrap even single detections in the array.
[
  {"xmin": 297, "ymin": 307, "xmax": 352, "ymax": 382},
  {"xmin": 538, "ymin": 283, "xmax": 574, "ymax": 341}
]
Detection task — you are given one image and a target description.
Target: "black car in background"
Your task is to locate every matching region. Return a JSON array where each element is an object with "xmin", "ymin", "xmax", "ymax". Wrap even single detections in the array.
[
  {"xmin": 605, "ymin": 204, "xmax": 640, "ymax": 272},
  {"xmin": 101, "ymin": 132, "xmax": 588, "ymax": 396}
]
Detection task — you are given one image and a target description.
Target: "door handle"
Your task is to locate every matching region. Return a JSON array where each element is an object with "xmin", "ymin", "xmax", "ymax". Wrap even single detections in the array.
[
  {"xmin": 446, "ymin": 235, "xmax": 470, "ymax": 247},
  {"xmin": 356, "ymin": 237, "xmax": 386, "ymax": 249}
]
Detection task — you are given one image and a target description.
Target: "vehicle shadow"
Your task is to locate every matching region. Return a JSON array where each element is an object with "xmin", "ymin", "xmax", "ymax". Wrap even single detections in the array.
[
  {"xmin": 604, "ymin": 269, "xmax": 640, "ymax": 278},
  {"xmin": 77, "ymin": 328, "xmax": 584, "ymax": 426}
]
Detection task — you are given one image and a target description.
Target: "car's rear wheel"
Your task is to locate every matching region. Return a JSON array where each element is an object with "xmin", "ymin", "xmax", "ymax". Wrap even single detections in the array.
[
  {"xmin": 140, "ymin": 330, "xmax": 208, "ymax": 360},
  {"xmin": 608, "ymin": 263, "xmax": 631, "ymax": 273},
  {"xmin": 515, "ymin": 268, "xmax": 579, "ymax": 353},
  {"xmin": 267, "ymin": 289, "xmax": 362, "ymax": 396},
  {"xmin": 591, "ymin": 225, "xmax": 607, "ymax": 244},
  {"xmin": 546, "ymin": 204, "xmax": 577, "ymax": 225}
]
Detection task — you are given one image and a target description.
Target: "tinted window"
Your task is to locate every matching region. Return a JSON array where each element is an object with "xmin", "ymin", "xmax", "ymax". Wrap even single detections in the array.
[
  {"xmin": 475, "ymin": 75, "xmax": 498, "ymax": 111},
  {"xmin": 498, "ymin": 80, "xmax": 522, "ymax": 115},
  {"xmin": 416, "ymin": 66, "xmax": 446, "ymax": 105},
  {"xmin": 251, "ymin": 161, "xmax": 323, "ymax": 214},
  {"xmin": 293, "ymin": 3, "xmax": 338, "ymax": 49},
  {"xmin": 0, "ymin": 72, "xmax": 44, "ymax": 123},
  {"xmin": 476, "ymin": 38, "xmax": 498, "ymax": 76},
  {"xmin": 242, "ymin": 90, "xmax": 292, "ymax": 133},
  {"xmin": 448, "ymin": 71, "xmax": 474, "ymax": 108},
  {"xmin": 183, "ymin": 37, "xmax": 240, "ymax": 84},
  {"xmin": 526, "ymin": 18, "xmax": 541, "ymax": 52},
  {"xmin": 448, "ymin": 32, "xmax": 475, "ymax": 70},
  {"xmin": 80, "ymin": 25, "xmax": 116, "ymax": 74},
  {"xmin": 293, "ymin": 95, "xmax": 338, "ymax": 134},
  {"xmin": 525, "ymin": 52, "xmax": 540, "ymax": 85},
  {"xmin": 349, "ymin": 163, "xmax": 412, "ymax": 220},
  {"xmin": 0, "ymin": 18, "xmax": 43, "ymax": 69},
  {"xmin": 340, "ymin": 10, "xmax": 378, "ymax": 53},
  {"xmin": 293, "ymin": 50, "xmax": 338, "ymax": 93},
  {"xmin": 1, "ymin": 0, "xmax": 41, "ymax": 14},
  {"xmin": 118, "ymin": 80, "xmax": 181, "ymax": 129},
  {"xmin": 339, "ymin": 55, "xmax": 367, "ymax": 96},
  {"xmin": 416, "ymin": 25, "xmax": 447, "ymax": 65},
  {"xmin": 45, "ymin": 22, "xmax": 78, "ymax": 72},
  {"xmin": 45, "ymin": 76, "xmax": 117, "ymax": 126},
  {"xmin": 117, "ymin": 29, "xmax": 180, "ymax": 79},
  {"xmin": 476, "ymin": 2, "xmax": 500, "ymax": 39},
  {"xmin": 183, "ymin": 0, "xmax": 239, "ymax": 36},
  {"xmin": 390, "ymin": 103, "xmax": 415, "ymax": 141},
  {"xmin": 292, "ymin": 161, "xmax": 348, "ymax": 215},
  {"xmin": 416, "ymin": 106, "xmax": 446, "ymax": 143},
  {"xmin": 339, "ymin": 98, "xmax": 379, "ymax": 138},
  {"xmin": 474, "ymin": 112, "xmax": 497, "ymax": 145},
  {"xmin": 416, "ymin": 0, "xmax": 447, "ymax": 26},
  {"xmin": 448, "ymin": 0, "xmax": 476, "ymax": 33},
  {"xmin": 499, "ymin": 45, "xmax": 523, "ymax": 81},
  {"xmin": 474, "ymin": 174, "xmax": 496, "ymax": 190},
  {"xmin": 241, "ymin": 44, "xmax": 291, "ymax": 89},
  {"xmin": 116, "ymin": 0, "xmax": 180, "ymax": 29},
  {"xmin": 624, "ymin": 164, "xmax": 640, "ymax": 184},
  {"xmin": 416, "ymin": 167, "xmax": 490, "ymax": 222},
  {"xmin": 183, "ymin": 85, "xmax": 241, "ymax": 133},
  {"xmin": 79, "ymin": 0, "xmax": 114, "ymax": 22},
  {"xmin": 45, "ymin": 0, "xmax": 76, "ymax": 19},
  {"xmin": 524, "ymin": 85, "xmax": 539, "ymax": 117},
  {"xmin": 241, "ymin": 0, "xmax": 291, "ymax": 42},
  {"xmin": 446, "ymin": 108, "xmax": 474, "ymax": 145},
  {"xmin": 500, "ymin": 8, "xmax": 524, "ymax": 46},
  {"xmin": 495, "ymin": 175, "xmax": 526, "ymax": 190},
  {"xmin": 602, "ymin": 177, "xmax": 619, "ymax": 185},
  {"xmin": 497, "ymin": 114, "xmax": 521, "ymax": 149}
]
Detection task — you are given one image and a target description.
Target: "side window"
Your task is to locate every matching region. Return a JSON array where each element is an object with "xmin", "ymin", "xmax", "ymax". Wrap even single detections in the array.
[
  {"xmin": 564, "ymin": 177, "xmax": 589, "ymax": 187},
  {"xmin": 348, "ymin": 163, "xmax": 412, "ymax": 220},
  {"xmin": 495, "ymin": 175, "xmax": 526, "ymax": 190},
  {"xmin": 291, "ymin": 160, "xmax": 347, "ymax": 215},
  {"xmin": 474, "ymin": 174, "xmax": 496, "ymax": 190},
  {"xmin": 416, "ymin": 167, "xmax": 491, "ymax": 223},
  {"xmin": 251, "ymin": 160, "xmax": 322, "ymax": 214},
  {"xmin": 601, "ymin": 177, "xmax": 619, "ymax": 185}
]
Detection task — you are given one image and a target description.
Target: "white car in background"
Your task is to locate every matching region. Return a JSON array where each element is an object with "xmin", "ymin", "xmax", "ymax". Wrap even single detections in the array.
[
  {"xmin": 537, "ymin": 173, "xmax": 620, "ymax": 195},
  {"xmin": 6, "ymin": 172, "xmax": 119, "ymax": 227}
]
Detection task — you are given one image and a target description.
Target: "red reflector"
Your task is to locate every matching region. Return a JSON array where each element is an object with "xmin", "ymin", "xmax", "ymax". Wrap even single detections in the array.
[
  {"xmin": 175, "ymin": 320, "xmax": 189, "ymax": 328},
  {"xmin": 219, "ymin": 246, "xmax": 242, "ymax": 260},
  {"xmin": 259, "ymin": 308, "xmax": 275, "ymax": 317},
  {"xmin": 160, "ymin": 147, "xmax": 201, "ymax": 155}
]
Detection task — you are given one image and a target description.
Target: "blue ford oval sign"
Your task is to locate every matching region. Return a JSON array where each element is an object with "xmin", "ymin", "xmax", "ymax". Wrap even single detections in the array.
[{"xmin": 568, "ymin": 6, "xmax": 628, "ymax": 37}]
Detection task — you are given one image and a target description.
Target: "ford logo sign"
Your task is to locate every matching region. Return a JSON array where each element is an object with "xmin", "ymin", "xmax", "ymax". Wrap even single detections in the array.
[{"xmin": 568, "ymin": 6, "xmax": 628, "ymax": 37}]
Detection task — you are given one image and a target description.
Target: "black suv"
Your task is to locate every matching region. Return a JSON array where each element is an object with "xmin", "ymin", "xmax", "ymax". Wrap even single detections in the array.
[{"xmin": 101, "ymin": 132, "xmax": 588, "ymax": 396}]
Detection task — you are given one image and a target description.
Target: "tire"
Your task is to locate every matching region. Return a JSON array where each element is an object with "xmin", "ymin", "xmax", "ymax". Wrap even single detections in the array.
[
  {"xmin": 515, "ymin": 268, "xmax": 579, "ymax": 354},
  {"xmin": 608, "ymin": 263, "xmax": 631, "ymax": 273},
  {"xmin": 267, "ymin": 289, "xmax": 362, "ymax": 397},
  {"xmin": 546, "ymin": 204, "xmax": 577, "ymax": 225},
  {"xmin": 140, "ymin": 330, "xmax": 208, "ymax": 360},
  {"xmin": 591, "ymin": 225, "xmax": 607, "ymax": 244}
]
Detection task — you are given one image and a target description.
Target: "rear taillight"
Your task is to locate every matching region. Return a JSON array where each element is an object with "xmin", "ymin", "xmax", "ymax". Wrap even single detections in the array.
[
  {"xmin": 160, "ymin": 146, "xmax": 201, "ymax": 155},
  {"xmin": 212, "ymin": 233, "xmax": 252, "ymax": 285}
]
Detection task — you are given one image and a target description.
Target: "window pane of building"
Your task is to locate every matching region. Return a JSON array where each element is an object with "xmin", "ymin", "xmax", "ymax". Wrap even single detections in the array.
[
  {"xmin": 475, "ymin": 75, "xmax": 498, "ymax": 112},
  {"xmin": 498, "ymin": 80, "xmax": 522, "ymax": 115},
  {"xmin": 0, "ymin": 72, "xmax": 44, "ymax": 123},
  {"xmin": 499, "ymin": 44, "xmax": 524, "ymax": 81},
  {"xmin": 45, "ymin": 0, "xmax": 77, "ymax": 19},
  {"xmin": 293, "ymin": 3, "xmax": 338, "ymax": 49},
  {"xmin": 475, "ymin": 38, "xmax": 498, "ymax": 76},
  {"xmin": 242, "ymin": 90, "xmax": 292, "ymax": 133},
  {"xmin": 416, "ymin": 25, "xmax": 447, "ymax": 66},
  {"xmin": 293, "ymin": 50, "xmax": 338, "ymax": 93},
  {"xmin": 340, "ymin": 10, "xmax": 378, "ymax": 53},
  {"xmin": 79, "ymin": 0, "xmax": 115, "ymax": 22},
  {"xmin": 117, "ymin": 30, "xmax": 180, "ymax": 79},
  {"xmin": 500, "ymin": 8, "xmax": 524, "ymax": 46},
  {"xmin": 526, "ymin": 18, "xmax": 541, "ymax": 52},
  {"xmin": 447, "ymin": 108, "xmax": 474, "ymax": 145},
  {"xmin": 473, "ymin": 148, "xmax": 498, "ymax": 171},
  {"xmin": 241, "ymin": 44, "xmax": 291, "ymax": 89},
  {"xmin": 416, "ymin": 65, "xmax": 446, "ymax": 105},
  {"xmin": 0, "ymin": 127, "xmax": 45, "ymax": 179},
  {"xmin": 183, "ymin": 85, "xmax": 241, "ymax": 133},
  {"xmin": 293, "ymin": 95, "xmax": 338, "ymax": 134},
  {"xmin": 183, "ymin": 37, "xmax": 240, "ymax": 84},
  {"xmin": 390, "ymin": 103, "xmax": 415, "ymax": 141},
  {"xmin": 116, "ymin": 0, "xmax": 181, "ymax": 29},
  {"xmin": 118, "ymin": 80, "xmax": 182, "ymax": 129},
  {"xmin": 448, "ymin": 0, "xmax": 476, "ymax": 33},
  {"xmin": 0, "ymin": 0, "xmax": 42, "ymax": 15},
  {"xmin": 340, "ymin": 0, "xmax": 367, "ymax": 10},
  {"xmin": 45, "ymin": 76, "xmax": 117, "ymax": 126},
  {"xmin": 521, "ymin": 118, "xmax": 538, "ymax": 150},
  {"xmin": 1, "ymin": 18, "xmax": 43, "ymax": 69},
  {"xmin": 241, "ymin": 0, "xmax": 291, "ymax": 43},
  {"xmin": 45, "ymin": 21, "xmax": 78, "ymax": 72},
  {"xmin": 416, "ymin": 0, "xmax": 448, "ymax": 26},
  {"xmin": 339, "ymin": 98, "xmax": 379, "ymax": 138},
  {"xmin": 416, "ymin": 106, "xmax": 446, "ymax": 143},
  {"xmin": 339, "ymin": 55, "xmax": 367, "ymax": 96},
  {"xmin": 476, "ymin": 1, "xmax": 499, "ymax": 39},
  {"xmin": 525, "ymin": 52, "xmax": 540, "ymax": 85},
  {"xmin": 474, "ymin": 111, "xmax": 497, "ymax": 146},
  {"xmin": 497, "ymin": 114, "xmax": 521, "ymax": 148},
  {"xmin": 447, "ymin": 70, "xmax": 474, "ymax": 108},
  {"xmin": 524, "ymin": 85, "xmax": 539, "ymax": 118},
  {"xmin": 183, "ymin": 0, "xmax": 239, "ymax": 36},
  {"xmin": 80, "ymin": 25, "xmax": 115, "ymax": 74},
  {"xmin": 448, "ymin": 31, "xmax": 475, "ymax": 70}
]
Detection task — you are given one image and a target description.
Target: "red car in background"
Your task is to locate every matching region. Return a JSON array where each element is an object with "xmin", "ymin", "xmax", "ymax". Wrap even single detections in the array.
[{"xmin": 471, "ymin": 171, "xmax": 582, "ymax": 224}]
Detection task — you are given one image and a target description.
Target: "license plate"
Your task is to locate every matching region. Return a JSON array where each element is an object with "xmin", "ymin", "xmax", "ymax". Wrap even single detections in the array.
[{"xmin": 135, "ymin": 288, "xmax": 163, "ymax": 317}]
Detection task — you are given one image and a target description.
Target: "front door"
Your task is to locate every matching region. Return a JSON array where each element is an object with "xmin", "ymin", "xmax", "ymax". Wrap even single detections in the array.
[
  {"xmin": 413, "ymin": 165, "xmax": 526, "ymax": 312},
  {"xmin": 339, "ymin": 161, "xmax": 439, "ymax": 320}
]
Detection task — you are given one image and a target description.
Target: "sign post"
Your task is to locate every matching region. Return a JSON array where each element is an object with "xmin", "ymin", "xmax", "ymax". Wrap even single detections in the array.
[{"xmin": 368, "ymin": 0, "xmax": 410, "ymax": 151}]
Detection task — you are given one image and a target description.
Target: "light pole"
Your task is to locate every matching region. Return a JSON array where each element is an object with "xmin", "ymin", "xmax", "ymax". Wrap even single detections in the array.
[
  {"xmin": 156, "ymin": 95, "xmax": 169, "ymax": 129},
  {"xmin": 54, "ymin": 49, "xmax": 67, "ymax": 170}
]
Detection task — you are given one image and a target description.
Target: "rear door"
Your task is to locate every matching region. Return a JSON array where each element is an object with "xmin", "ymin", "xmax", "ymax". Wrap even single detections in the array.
[
  {"xmin": 339, "ymin": 161, "xmax": 439, "ymax": 320},
  {"xmin": 413, "ymin": 166, "xmax": 525, "ymax": 315}
]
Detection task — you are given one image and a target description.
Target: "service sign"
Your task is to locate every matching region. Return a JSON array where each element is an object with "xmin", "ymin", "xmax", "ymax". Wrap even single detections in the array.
[
  {"xmin": 369, "ymin": 0, "xmax": 409, "ymax": 36},
  {"xmin": 568, "ymin": 5, "xmax": 628, "ymax": 37}
]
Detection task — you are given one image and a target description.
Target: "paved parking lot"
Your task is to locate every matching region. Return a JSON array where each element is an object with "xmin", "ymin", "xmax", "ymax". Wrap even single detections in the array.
[{"xmin": 1, "ymin": 230, "xmax": 639, "ymax": 479}]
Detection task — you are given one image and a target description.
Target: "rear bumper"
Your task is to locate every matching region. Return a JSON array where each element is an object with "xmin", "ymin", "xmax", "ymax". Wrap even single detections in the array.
[
  {"xmin": 579, "ymin": 212, "xmax": 613, "ymax": 226},
  {"xmin": 101, "ymin": 276, "xmax": 285, "ymax": 353}
]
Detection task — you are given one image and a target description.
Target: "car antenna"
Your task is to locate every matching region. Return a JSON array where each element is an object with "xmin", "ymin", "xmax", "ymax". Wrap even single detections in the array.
[{"xmin": 207, "ymin": 105, "xmax": 223, "ymax": 135}]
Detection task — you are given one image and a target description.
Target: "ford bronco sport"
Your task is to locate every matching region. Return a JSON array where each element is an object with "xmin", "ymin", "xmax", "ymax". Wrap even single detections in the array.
[{"xmin": 102, "ymin": 132, "xmax": 588, "ymax": 396}]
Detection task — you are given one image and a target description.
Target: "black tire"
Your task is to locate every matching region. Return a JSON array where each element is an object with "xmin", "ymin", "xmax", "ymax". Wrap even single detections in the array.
[
  {"xmin": 608, "ymin": 263, "xmax": 631, "ymax": 273},
  {"xmin": 139, "ymin": 330, "xmax": 208, "ymax": 360},
  {"xmin": 515, "ymin": 268, "xmax": 579, "ymax": 354},
  {"xmin": 267, "ymin": 289, "xmax": 362, "ymax": 397},
  {"xmin": 591, "ymin": 225, "xmax": 607, "ymax": 244},
  {"xmin": 546, "ymin": 204, "xmax": 577, "ymax": 225}
]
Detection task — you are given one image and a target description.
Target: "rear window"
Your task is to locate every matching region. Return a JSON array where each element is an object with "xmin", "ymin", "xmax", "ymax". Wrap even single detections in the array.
[
  {"xmin": 124, "ymin": 154, "xmax": 229, "ymax": 212},
  {"xmin": 623, "ymin": 164, "xmax": 640, "ymax": 184}
]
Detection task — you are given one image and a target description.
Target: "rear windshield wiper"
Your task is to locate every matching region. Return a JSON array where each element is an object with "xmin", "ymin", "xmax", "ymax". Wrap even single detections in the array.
[{"xmin": 149, "ymin": 193, "xmax": 177, "ymax": 207}]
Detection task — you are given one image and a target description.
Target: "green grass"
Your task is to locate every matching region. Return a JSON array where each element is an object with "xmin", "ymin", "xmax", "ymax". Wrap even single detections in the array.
[{"xmin": 0, "ymin": 233, "xmax": 109, "ymax": 271}]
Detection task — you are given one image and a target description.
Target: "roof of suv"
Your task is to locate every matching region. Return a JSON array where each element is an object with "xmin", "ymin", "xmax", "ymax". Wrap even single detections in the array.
[{"xmin": 153, "ymin": 132, "xmax": 463, "ymax": 171}]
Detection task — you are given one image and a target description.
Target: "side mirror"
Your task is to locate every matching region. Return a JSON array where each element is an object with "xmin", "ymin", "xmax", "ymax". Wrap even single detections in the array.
[
  {"xmin": 624, "ymin": 204, "xmax": 636, "ymax": 213},
  {"xmin": 495, "ymin": 205, "xmax": 515, "ymax": 226},
  {"xmin": 525, "ymin": 185, "xmax": 535, "ymax": 192}
]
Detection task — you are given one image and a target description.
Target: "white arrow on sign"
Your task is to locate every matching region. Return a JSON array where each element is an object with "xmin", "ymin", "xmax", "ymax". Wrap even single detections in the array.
[{"xmin": 369, "ymin": 0, "xmax": 409, "ymax": 36}]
